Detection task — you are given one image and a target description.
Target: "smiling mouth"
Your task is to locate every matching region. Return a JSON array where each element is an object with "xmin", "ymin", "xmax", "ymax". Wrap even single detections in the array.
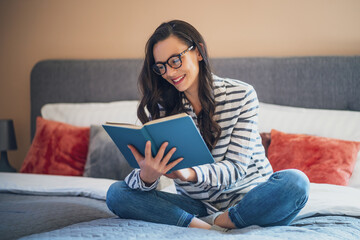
[{"xmin": 172, "ymin": 75, "xmax": 185, "ymax": 85}]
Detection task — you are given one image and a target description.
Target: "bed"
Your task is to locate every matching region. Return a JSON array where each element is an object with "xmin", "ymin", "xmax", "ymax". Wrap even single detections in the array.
[{"xmin": 0, "ymin": 56, "xmax": 360, "ymax": 239}]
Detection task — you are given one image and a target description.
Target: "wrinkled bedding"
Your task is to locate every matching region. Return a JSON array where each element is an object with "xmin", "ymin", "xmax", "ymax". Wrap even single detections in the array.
[
  {"xmin": 1, "ymin": 173, "xmax": 360, "ymax": 240},
  {"xmin": 0, "ymin": 193, "xmax": 114, "ymax": 240},
  {"xmin": 21, "ymin": 215, "xmax": 360, "ymax": 240}
]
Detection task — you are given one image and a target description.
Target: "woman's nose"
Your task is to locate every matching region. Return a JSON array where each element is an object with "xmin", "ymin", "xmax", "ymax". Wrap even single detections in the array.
[{"xmin": 165, "ymin": 65, "xmax": 178, "ymax": 77}]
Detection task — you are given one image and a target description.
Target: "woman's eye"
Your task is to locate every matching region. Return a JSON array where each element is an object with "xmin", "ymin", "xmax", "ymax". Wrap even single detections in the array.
[
  {"xmin": 157, "ymin": 65, "xmax": 165, "ymax": 70},
  {"xmin": 170, "ymin": 57, "xmax": 181, "ymax": 65}
]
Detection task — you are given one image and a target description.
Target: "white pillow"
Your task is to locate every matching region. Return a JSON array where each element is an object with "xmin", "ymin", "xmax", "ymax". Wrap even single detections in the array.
[
  {"xmin": 258, "ymin": 102, "xmax": 360, "ymax": 189},
  {"xmin": 41, "ymin": 101, "xmax": 140, "ymax": 126},
  {"xmin": 258, "ymin": 102, "xmax": 360, "ymax": 142}
]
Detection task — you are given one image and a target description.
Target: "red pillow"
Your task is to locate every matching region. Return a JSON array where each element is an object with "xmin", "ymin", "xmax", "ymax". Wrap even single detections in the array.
[
  {"xmin": 268, "ymin": 129, "xmax": 360, "ymax": 186},
  {"xmin": 20, "ymin": 117, "xmax": 90, "ymax": 176}
]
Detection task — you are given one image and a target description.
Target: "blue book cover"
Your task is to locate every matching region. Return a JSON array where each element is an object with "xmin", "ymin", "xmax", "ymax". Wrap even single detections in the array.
[{"xmin": 102, "ymin": 113, "xmax": 215, "ymax": 172}]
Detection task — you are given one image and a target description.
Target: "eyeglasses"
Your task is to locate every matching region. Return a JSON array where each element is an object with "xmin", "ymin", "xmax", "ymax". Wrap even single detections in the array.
[{"xmin": 152, "ymin": 45, "xmax": 194, "ymax": 75}]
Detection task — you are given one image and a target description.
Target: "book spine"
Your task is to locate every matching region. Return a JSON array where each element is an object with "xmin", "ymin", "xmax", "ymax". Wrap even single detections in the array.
[{"xmin": 141, "ymin": 127, "xmax": 157, "ymax": 156}]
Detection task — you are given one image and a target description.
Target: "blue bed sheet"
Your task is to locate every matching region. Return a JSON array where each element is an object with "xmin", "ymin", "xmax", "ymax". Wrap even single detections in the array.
[{"xmin": 22, "ymin": 215, "xmax": 360, "ymax": 240}]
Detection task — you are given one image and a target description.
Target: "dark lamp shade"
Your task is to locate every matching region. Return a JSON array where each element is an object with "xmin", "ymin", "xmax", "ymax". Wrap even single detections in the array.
[{"xmin": 0, "ymin": 119, "xmax": 17, "ymax": 151}]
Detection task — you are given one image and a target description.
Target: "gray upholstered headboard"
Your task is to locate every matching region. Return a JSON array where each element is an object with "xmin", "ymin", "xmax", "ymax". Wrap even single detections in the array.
[{"xmin": 30, "ymin": 56, "xmax": 360, "ymax": 138}]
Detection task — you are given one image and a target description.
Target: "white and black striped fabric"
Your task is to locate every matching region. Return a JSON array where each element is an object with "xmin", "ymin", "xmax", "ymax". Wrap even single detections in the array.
[{"xmin": 125, "ymin": 75, "xmax": 273, "ymax": 214}]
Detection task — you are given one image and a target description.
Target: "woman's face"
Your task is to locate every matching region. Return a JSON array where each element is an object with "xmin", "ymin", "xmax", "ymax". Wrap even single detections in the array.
[{"xmin": 153, "ymin": 35, "xmax": 203, "ymax": 95}]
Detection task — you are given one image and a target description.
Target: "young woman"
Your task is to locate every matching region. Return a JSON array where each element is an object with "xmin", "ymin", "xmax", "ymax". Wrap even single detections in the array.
[{"xmin": 106, "ymin": 20, "xmax": 310, "ymax": 230}]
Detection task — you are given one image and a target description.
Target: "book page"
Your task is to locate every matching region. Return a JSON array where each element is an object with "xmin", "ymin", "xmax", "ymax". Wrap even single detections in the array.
[
  {"xmin": 145, "ymin": 112, "xmax": 188, "ymax": 126},
  {"xmin": 105, "ymin": 112, "xmax": 188, "ymax": 129},
  {"xmin": 104, "ymin": 122, "xmax": 142, "ymax": 129}
]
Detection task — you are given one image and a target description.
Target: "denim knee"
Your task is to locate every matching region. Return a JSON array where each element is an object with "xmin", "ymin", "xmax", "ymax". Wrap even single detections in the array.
[
  {"xmin": 106, "ymin": 181, "xmax": 130, "ymax": 217},
  {"xmin": 227, "ymin": 169, "xmax": 310, "ymax": 228},
  {"xmin": 106, "ymin": 181, "xmax": 196, "ymax": 227},
  {"xmin": 278, "ymin": 169, "xmax": 310, "ymax": 207}
]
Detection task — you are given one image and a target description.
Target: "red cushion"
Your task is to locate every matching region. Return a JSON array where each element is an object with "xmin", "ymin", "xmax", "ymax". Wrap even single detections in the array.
[
  {"xmin": 267, "ymin": 129, "xmax": 360, "ymax": 186},
  {"xmin": 20, "ymin": 117, "xmax": 90, "ymax": 176}
]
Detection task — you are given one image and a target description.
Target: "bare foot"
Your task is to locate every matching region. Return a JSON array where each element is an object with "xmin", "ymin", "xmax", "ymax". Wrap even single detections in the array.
[
  {"xmin": 188, "ymin": 217, "xmax": 212, "ymax": 229},
  {"xmin": 214, "ymin": 211, "xmax": 236, "ymax": 229}
]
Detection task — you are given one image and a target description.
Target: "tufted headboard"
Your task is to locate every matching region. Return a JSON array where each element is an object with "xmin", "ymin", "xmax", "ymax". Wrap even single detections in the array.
[{"xmin": 30, "ymin": 56, "xmax": 360, "ymax": 138}]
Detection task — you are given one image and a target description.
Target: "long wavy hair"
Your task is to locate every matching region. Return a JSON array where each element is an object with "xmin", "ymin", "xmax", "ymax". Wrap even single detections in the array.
[{"xmin": 137, "ymin": 20, "xmax": 221, "ymax": 150}]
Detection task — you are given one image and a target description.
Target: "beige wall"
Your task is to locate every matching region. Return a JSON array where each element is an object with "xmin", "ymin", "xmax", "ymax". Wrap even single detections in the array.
[{"xmin": 1, "ymin": 0, "xmax": 360, "ymax": 170}]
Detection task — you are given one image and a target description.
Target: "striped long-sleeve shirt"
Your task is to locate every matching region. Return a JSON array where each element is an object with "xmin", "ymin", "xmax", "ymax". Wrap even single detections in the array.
[{"xmin": 125, "ymin": 75, "xmax": 273, "ymax": 214}]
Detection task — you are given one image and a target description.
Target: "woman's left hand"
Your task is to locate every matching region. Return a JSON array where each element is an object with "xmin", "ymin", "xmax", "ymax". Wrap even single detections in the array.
[{"xmin": 165, "ymin": 168, "xmax": 198, "ymax": 182}]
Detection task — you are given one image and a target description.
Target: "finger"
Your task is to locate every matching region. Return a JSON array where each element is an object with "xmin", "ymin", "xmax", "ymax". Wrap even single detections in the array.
[
  {"xmin": 165, "ymin": 157, "xmax": 184, "ymax": 173},
  {"xmin": 164, "ymin": 172, "xmax": 176, "ymax": 179},
  {"xmin": 127, "ymin": 145, "xmax": 144, "ymax": 164},
  {"xmin": 161, "ymin": 147, "xmax": 177, "ymax": 166},
  {"xmin": 144, "ymin": 141, "xmax": 152, "ymax": 159},
  {"xmin": 156, "ymin": 142, "xmax": 168, "ymax": 161}
]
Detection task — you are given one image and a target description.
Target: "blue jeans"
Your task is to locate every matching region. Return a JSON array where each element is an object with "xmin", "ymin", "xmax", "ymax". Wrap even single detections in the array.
[{"xmin": 106, "ymin": 169, "xmax": 309, "ymax": 228}]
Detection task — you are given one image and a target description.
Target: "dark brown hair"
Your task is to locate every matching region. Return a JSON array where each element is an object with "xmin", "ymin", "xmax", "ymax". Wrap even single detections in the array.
[{"xmin": 137, "ymin": 20, "xmax": 221, "ymax": 150}]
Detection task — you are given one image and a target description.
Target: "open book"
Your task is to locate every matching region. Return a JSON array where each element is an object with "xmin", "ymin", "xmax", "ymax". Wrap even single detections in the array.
[{"xmin": 102, "ymin": 113, "xmax": 215, "ymax": 172}]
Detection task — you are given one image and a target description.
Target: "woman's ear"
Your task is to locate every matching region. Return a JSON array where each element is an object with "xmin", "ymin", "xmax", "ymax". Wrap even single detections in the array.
[{"xmin": 196, "ymin": 43, "xmax": 204, "ymax": 61}]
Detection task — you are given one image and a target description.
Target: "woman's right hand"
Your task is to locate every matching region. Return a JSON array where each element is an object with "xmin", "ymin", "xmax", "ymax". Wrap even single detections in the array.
[{"xmin": 127, "ymin": 141, "xmax": 183, "ymax": 186}]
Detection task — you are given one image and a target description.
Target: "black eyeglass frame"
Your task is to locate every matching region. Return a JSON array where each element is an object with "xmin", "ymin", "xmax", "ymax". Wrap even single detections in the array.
[{"xmin": 152, "ymin": 45, "xmax": 194, "ymax": 75}]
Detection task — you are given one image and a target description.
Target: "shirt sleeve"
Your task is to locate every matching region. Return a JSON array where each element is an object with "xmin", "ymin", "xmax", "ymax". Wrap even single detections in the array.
[
  {"xmin": 124, "ymin": 169, "xmax": 159, "ymax": 191},
  {"xmin": 175, "ymin": 85, "xmax": 260, "ymax": 200}
]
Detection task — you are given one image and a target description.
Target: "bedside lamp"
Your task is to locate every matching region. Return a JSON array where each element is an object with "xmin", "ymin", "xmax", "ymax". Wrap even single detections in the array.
[{"xmin": 0, "ymin": 119, "xmax": 17, "ymax": 172}]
